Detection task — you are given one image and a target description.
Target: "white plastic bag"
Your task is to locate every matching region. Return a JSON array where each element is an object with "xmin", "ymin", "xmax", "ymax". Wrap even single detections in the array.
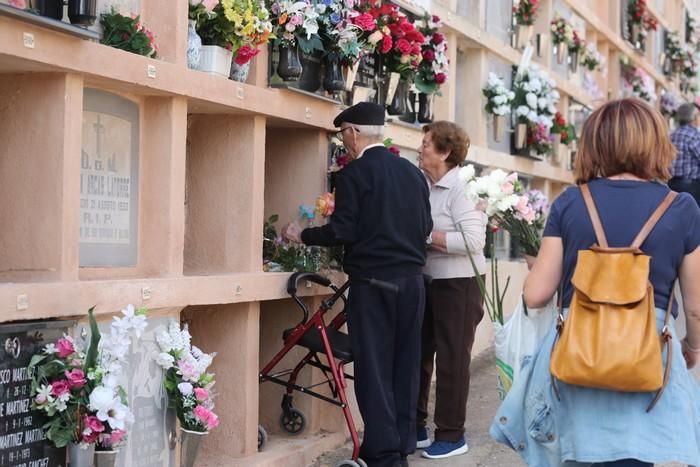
[{"xmin": 495, "ymin": 295, "xmax": 557, "ymax": 400}]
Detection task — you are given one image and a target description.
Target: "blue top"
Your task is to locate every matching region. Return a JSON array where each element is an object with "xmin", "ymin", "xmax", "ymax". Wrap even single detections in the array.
[{"xmin": 543, "ymin": 178, "xmax": 700, "ymax": 317}]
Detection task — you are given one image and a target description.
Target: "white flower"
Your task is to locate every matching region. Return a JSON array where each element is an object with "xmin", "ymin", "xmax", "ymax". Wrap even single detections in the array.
[
  {"xmin": 516, "ymin": 105, "xmax": 530, "ymax": 116},
  {"xmin": 156, "ymin": 352, "xmax": 175, "ymax": 369},
  {"xmin": 493, "ymin": 94, "xmax": 506, "ymax": 105},
  {"xmin": 54, "ymin": 399, "xmax": 67, "ymax": 412},
  {"xmin": 527, "ymin": 111, "xmax": 538, "ymax": 122},
  {"xmin": 459, "ymin": 164, "xmax": 476, "ymax": 183},
  {"xmin": 34, "ymin": 384, "xmax": 53, "ymax": 405},
  {"xmin": 90, "ymin": 386, "xmax": 130, "ymax": 430},
  {"xmin": 526, "ymin": 92, "xmax": 538, "ymax": 109},
  {"xmin": 178, "ymin": 382, "xmax": 194, "ymax": 396},
  {"xmin": 43, "ymin": 343, "xmax": 57, "ymax": 355},
  {"xmin": 537, "ymin": 97, "xmax": 548, "ymax": 109}
]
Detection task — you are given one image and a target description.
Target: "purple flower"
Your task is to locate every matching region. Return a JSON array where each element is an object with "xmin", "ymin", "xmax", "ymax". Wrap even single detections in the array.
[
  {"xmin": 322, "ymin": 0, "xmax": 332, "ymax": 5},
  {"xmin": 330, "ymin": 13, "xmax": 341, "ymax": 24}
]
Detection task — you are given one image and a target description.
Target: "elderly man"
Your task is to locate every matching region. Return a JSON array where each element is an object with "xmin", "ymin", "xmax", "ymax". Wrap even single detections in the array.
[
  {"xmin": 669, "ymin": 102, "xmax": 700, "ymax": 205},
  {"xmin": 284, "ymin": 102, "xmax": 432, "ymax": 467}
]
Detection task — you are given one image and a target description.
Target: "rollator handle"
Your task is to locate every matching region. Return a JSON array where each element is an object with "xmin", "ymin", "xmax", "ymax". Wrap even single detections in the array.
[
  {"xmin": 287, "ymin": 272, "xmax": 332, "ymax": 295},
  {"xmin": 366, "ymin": 278, "xmax": 399, "ymax": 294}
]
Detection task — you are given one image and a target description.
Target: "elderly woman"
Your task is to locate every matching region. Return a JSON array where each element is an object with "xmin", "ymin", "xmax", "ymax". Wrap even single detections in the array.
[{"xmin": 415, "ymin": 121, "xmax": 487, "ymax": 460}]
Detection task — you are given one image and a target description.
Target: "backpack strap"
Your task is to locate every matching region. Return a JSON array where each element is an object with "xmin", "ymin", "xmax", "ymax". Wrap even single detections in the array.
[
  {"xmin": 580, "ymin": 184, "xmax": 608, "ymax": 247},
  {"xmin": 631, "ymin": 191, "xmax": 678, "ymax": 249}
]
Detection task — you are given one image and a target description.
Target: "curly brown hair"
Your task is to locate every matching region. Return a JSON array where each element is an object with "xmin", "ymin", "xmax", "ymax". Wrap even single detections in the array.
[{"xmin": 422, "ymin": 121, "xmax": 471, "ymax": 167}]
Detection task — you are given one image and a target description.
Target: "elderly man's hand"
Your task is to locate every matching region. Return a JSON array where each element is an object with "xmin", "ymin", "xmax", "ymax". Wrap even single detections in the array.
[{"xmin": 282, "ymin": 221, "xmax": 304, "ymax": 244}]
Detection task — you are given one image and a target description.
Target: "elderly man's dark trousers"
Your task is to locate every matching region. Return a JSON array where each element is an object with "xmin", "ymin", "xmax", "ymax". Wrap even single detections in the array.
[
  {"xmin": 346, "ymin": 274, "xmax": 425, "ymax": 467},
  {"xmin": 669, "ymin": 177, "xmax": 700, "ymax": 206}
]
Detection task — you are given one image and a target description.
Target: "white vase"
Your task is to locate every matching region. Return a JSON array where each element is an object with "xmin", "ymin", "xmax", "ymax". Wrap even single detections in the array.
[
  {"xmin": 556, "ymin": 42, "xmax": 568, "ymax": 65},
  {"xmin": 68, "ymin": 442, "xmax": 95, "ymax": 467},
  {"xmin": 230, "ymin": 60, "xmax": 251, "ymax": 83},
  {"xmin": 198, "ymin": 45, "xmax": 233, "ymax": 78},
  {"xmin": 186, "ymin": 20, "xmax": 202, "ymax": 70},
  {"xmin": 515, "ymin": 24, "xmax": 533, "ymax": 49},
  {"xmin": 515, "ymin": 123, "xmax": 527, "ymax": 150},
  {"xmin": 493, "ymin": 114, "xmax": 505, "ymax": 142}
]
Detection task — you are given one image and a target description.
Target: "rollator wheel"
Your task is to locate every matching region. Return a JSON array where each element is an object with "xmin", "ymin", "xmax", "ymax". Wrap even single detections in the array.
[
  {"xmin": 279, "ymin": 407, "xmax": 306, "ymax": 434},
  {"xmin": 335, "ymin": 460, "xmax": 364, "ymax": 467},
  {"xmin": 257, "ymin": 425, "xmax": 267, "ymax": 450}
]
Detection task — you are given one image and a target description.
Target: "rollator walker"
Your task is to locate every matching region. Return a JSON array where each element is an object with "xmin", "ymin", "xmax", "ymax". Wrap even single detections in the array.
[{"xmin": 258, "ymin": 272, "xmax": 398, "ymax": 467}]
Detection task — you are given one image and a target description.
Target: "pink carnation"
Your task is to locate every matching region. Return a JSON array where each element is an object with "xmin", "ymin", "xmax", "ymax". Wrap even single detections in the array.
[
  {"xmin": 84, "ymin": 415, "xmax": 105, "ymax": 434},
  {"xmin": 9, "ymin": 0, "xmax": 26, "ymax": 8},
  {"xmin": 353, "ymin": 13, "xmax": 376, "ymax": 31},
  {"xmin": 193, "ymin": 405, "xmax": 219, "ymax": 430},
  {"xmin": 56, "ymin": 337, "xmax": 75, "ymax": 358},
  {"xmin": 110, "ymin": 429, "xmax": 126, "ymax": 445},
  {"xmin": 65, "ymin": 369, "xmax": 86, "ymax": 389},
  {"xmin": 194, "ymin": 387, "xmax": 209, "ymax": 401}
]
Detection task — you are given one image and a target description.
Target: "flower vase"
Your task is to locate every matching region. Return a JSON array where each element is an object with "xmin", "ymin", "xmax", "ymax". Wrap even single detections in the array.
[
  {"xmin": 662, "ymin": 54, "xmax": 672, "ymax": 75},
  {"xmin": 387, "ymin": 79, "xmax": 409, "ymax": 116},
  {"xmin": 94, "ymin": 450, "xmax": 118, "ymax": 467},
  {"xmin": 551, "ymin": 138, "xmax": 562, "ymax": 166},
  {"xmin": 631, "ymin": 24, "xmax": 641, "ymax": 46},
  {"xmin": 493, "ymin": 114, "xmax": 505, "ymax": 142},
  {"xmin": 30, "ymin": 0, "xmax": 63, "ymax": 20},
  {"xmin": 298, "ymin": 50, "xmax": 323, "ymax": 92},
  {"xmin": 67, "ymin": 0, "xmax": 96, "ymax": 26},
  {"xmin": 514, "ymin": 123, "xmax": 527, "ymax": 150},
  {"xmin": 277, "ymin": 44, "xmax": 303, "ymax": 82},
  {"xmin": 323, "ymin": 52, "xmax": 345, "ymax": 93},
  {"xmin": 536, "ymin": 33, "xmax": 548, "ymax": 58},
  {"xmin": 199, "ymin": 45, "xmax": 233, "ymax": 78},
  {"xmin": 230, "ymin": 60, "xmax": 251, "ymax": 83},
  {"xmin": 569, "ymin": 50, "xmax": 579, "ymax": 73},
  {"xmin": 399, "ymin": 90, "xmax": 417, "ymax": 124},
  {"xmin": 187, "ymin": 20, "xmax": 202, "ymax": 70},
  {"xmin": 556, "ymin": 42, "xmax": 567, "ymax": 65},
  {"xmin": 378, "ymin": 72, "xmax": 401, "ymax": 108},
  {"xmin": 417, "ymin": 92, "xmax": 434, "ymax": 124},
  {"xmin": 344, "ymin": 60, "xmax": 360, "ymax": 92},
  {"xmin": 515, "ymin": 24, "xmax": 533, "ymax": 49},
  {"xmin": 180, "ymin": 429, "xmax": 207, "ymax": 467},
  {"xmin": 68, "ymin": 442, "xmax": 95, "ymax": 467}
]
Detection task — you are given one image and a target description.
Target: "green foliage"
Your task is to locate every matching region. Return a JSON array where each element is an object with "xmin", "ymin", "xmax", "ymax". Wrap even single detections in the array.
[{"xmin": 100, "ymin": 10, "xmax": 157, "ymax": 58}]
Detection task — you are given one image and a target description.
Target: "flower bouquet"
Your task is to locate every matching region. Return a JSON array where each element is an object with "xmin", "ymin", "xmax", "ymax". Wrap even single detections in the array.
[
  {"xmin": 100, "ymin": 10, "xmax": 158, "ymax": 58},
  {"xmin": 660, "ymin": 90, "xmax": 681, "ymax": 119},
  {"xmin": 550, "ymin": 15, "xmax": 573, "ymax": 64},
  {"xmin": 512, "ymin": 0, "xmax": 540, "ymax": 48},
  {"xmin": 512, "ymin": 64, "xmax": 559, "ymax": 154},
  {"xmin": 156, "ymin": 321, "xmax": 217, "ymax": 467},
  {"xmin": 620, "ymin": 55, "xmax": 657, "ymax": 102},
  {"xmin": 581, "ymin": 42, "xmax": 604, "ymax": 71},
  {"xmin": 483, "ymin": 73, "xmax": 514, "ymax": 142},
  {"xmin": 29, "ymin": 305, "xmax": 148, "ymax": 463},
  {"xmin": 413, "ymin": 13, "xmax": 449, "ymax": 95}
]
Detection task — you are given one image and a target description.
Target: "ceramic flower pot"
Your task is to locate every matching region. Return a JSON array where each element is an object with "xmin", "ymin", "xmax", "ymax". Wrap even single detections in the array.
[
  {"xmin": 94, "ymin": 450, "xmax": 118, "ymax": 467},
  {"xmin": 556, "ymin": 42, "xmax": 568, "ymax": 65},
  {"xmin": 180, "ymin": 429, "xmax": 207, "ymax": 467},
  {"xmin": 323, "ymin": 52, "xmax": 345, "ymax": 93},
  {"xmin": 67, "ymin": 0, "xmax": 96, "ymax": 26},
  {"xmin": 493, "ymin": 114, "xmax": 505, "ymax": 142},
  {"xmin": 230, "ymin": 61, "xmax": 251, "ymax": 83},
  {"xmin": 277, "ymin": 44, "xmax": 303, "ymax": 81},
  {"xmin": 68, "ymin": 442, "xmax": 95, "ymax": 467},
  {"xmin": 398, "ymin": 90, "xmax": 417, "ymax": 124},
  {"xmin": 199, "ymin": 45, "xmax": 233, "ymax": 78},
  {"xmin": 514, "ymin": 123, "xmax": 527, "ymax": 150},
  {"xmin": 536, "ymin": 33, "xmax": 548, "ymax": 58},
  {"xmin": 377, "ymin": 72, "xmax": 401, "ymax": 108},
  {"xmin": 515, "ymin": 24, "xmax": 533, "ymax": 49},
  {"xmin": 343, "ymin": 61, "xmax": 360, "ymax": 92},
  {"xmin": 417, "ymin": 92, "xmax": 434, "ymax": 124},
  {"xmin": 187, "ymin": 20, "xmax": 202, "ymax": 70},
  {"xmin": 569, "ymin": 50, "xmax": 579, "ymax": 73},
  {"xmin": 386, "ymin": 78, "xmax": 409, "ymax": 116},
  {"xmin": 298, "ymin": 50, "xmax": 323, "ymax": 92}
]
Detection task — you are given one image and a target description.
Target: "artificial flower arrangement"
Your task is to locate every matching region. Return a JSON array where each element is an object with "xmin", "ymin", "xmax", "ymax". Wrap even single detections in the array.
[
  {"xmin": 29, "ymin": 305, "xmax": 148, "ymax": 450},
  {"xmin": 550, "ymin": 15, "xmax": 574, "ymax": 46},
  {"xmin": 100, "ymin": 10, "xmax": 158, "ymax": 58},
  {"xmin": 551, "ymin": 111, "xmax": 576, "ymax": 145},
  {"xmin": 191, "ymin": 0, "xmax": 273, "ymax": 65},
  {"xmin": 681, "ymin": 45, "xmax": 699, "ymax": 79},
  {"xmin": 361, "ymin": 1, "xmax": 425, "ymax": 79},
  {"xmin": 568, "ymin": 30, "xmax": 585, "ymax": 56},
  {"xmin": 268, "ymin": 0, "xmax": 323, "ymax": 52},
  {"xmin": 413, "ymin": 13, "xmax": 449, "ymax": 95},
  {"xmin": 620, "ymin": 55, "xmax": 657, "ymax": 102},
  {"xmin": 660, "ymin": 90, "xmax": 681, "ymax": 118},
  {"xmin": 513, "ymin": 64, "xmax": 560, "ymax": 155},
  {"xmin": 156, "ymin": 321, "xmax": 219, "ymax": 433},
  {"xmin": 664, "ymin": 31, "xmax": 684, "ymax": 73},
  {"xmin": 483, "ymin": 72, "xmax": 515, "ymax": 116},
  {"xmin": 512, "ymin": 0, "xmax": 540, "ymax": 26},
  {"xmin": 316, "ymin": 0, "xmax": 368, "ymax": 66},
  {"xmin": 627, "ymin": 0, "xmax": 657, "ymax": 48},
  {"xmin": 581, "ymin": 42, "xmax": 604, "ymax": 71}
]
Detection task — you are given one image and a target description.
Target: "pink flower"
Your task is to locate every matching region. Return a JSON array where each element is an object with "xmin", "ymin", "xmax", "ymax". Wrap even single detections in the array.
[
  {"xmin": 431, "ymin": 32, "xmax": 445, "ymax": 45},
  {"xmin": 51, "ymin": 380, "xmax": 70, "ymax": 398},
  {"xmin": 193, "ymin": 405, "xmax": 219, "ymax": 430},
  {"xmin": 9, "ymin": 0, "xmax": 26, "ymax": 8},
  {"xmin": 201, "ymin": 0, "xmax": 218, "ymax": 11},
  {"xmin": 395, "ymin": 38, "xmax": 412, "ymax": 55},
  {"xmin": 435, "ymin": 72, "xmax": 447, "ymax": 84},
  {"xmin": 289, "ymin": 14, "xmax": 303, "ymax": 26},
  {"xmin": 194, "ymin": 387, "xmax": 209, "ymax": 401},
  {"xmin": 110, "ymin": 429, "xmax": 126, "ymax": 445},
  {"xmin": 353, "ymin": 13, "xmax": 376, "ymax": 31},
  {"xmin": 56, "ymin": 337, "xmax": 75, "ymax": 358},
  {"xmin": 177, "ymin": 359, "xmax": 200, "ymax": 382},
  {"xmin": 381, "ymin": 35, "xmax": 393, "ymax": 54},
  {"xmin": 84, "ymin": 415, "xmax": 105, "ymax": 434},
  {"xmin": 82, "ymin": 430, "xmax": 99, "ymax": 444},
  {"xmin": 422, "ymin": 49, "xmax": 435, "ymax": 62},
  {"xmin": 235, "ymin": 44, "xmax": 260, "ymax": 65},
  {"xmin": 388, "ymin": 146, "xmax": 401, "ymax": 156},
  {"xmin": 65, "ymin": 369, "xmax": 86, "ymax": 389}
]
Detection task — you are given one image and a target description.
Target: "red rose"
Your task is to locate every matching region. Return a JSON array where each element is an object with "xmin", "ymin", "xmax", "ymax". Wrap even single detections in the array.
[
  {"xmin": 411, "ymin": 43, "xmax": 422, "ymax": 56},
  {"xmin": 432, "ymin": 15, "xmax": 440, "ymax": 23},
  {"xmin": 431, "ymin": 32, "xmax": 445, "ymax": 45},
  {"xmin": 381, "ymin": 35, "xmax": 393, "ymax": 54},
  {"xmin": 387, "ymin": 22, "xmax": 401, "ymax": 36},
  {"xmin": 399, "ymin": 20, "xmax": 415, "ymax": 33},
  {"xmin": 388, "ymin": 146, "xmax": 401, "ymax": 156},
  {"xmin": 395, "ymin": 38, "xmax": 412, "ymax": 55},
  {"xmin": 407, "ymin": 31, "xmax": 425, "ymax": 43},
  {"xmin": 353, "ymin": 13, "xmax": 376, "ymax": 31},
  {"xmin": 561, "ymin": 130, "xmax": 568, "ymax": 142},
  {"xmin": 422, "ymin": 48, "xmax": 435, "ymax": 62},
  {"xmin": 435, "ymin": 72, "xmax": 447, "ymax": 84},
  {"xmin": 379, "ymin": 4, "xmax": 394, "ymax": 15}
]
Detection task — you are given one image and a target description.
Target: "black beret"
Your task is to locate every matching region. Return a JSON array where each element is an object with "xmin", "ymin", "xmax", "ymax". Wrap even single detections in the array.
[{"xmin": 333, "ymin": 102, "xmax": 385, "ymax": 127}]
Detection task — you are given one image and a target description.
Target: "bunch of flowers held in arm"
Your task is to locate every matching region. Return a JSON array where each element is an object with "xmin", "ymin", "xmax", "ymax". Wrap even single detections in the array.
[
  {"xmin": 482, "ymin": 73, "xmax": 515, "ymax": 116},
  {"xmin": 660, "ymin": 91, "xmax": 681, "ymax": 117},
  {"xmin": 156, "ymin": 321, "xmax": 219, "ymax": 432},
  {"xmin": 30, "ymin": 305, "xmax": 148, "ymax": 450},
  {"xmin": 413, "ymin": 13, "xmax": 448, "ymax": 95},
  {"xmin": 100, "ymin": 10, "xmax": 158, "ymax": 58},
  {"xmin": 191, "ymin": 0, "xmax": 273, "ymax": 64},
  {"xmin": 512, "ymin": 0, "xmax": 540, "ymax": 26},
  {"xmin": 315, "ymin": 192, "xmax": 335, "ymax": 218}
]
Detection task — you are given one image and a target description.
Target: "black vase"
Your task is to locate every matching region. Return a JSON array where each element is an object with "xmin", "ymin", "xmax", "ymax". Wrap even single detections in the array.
[
  {"xmin": 322, "ymin": 52, "xmax": 345, "ymax": 93},
  {"xmin": 68, "ymin": 0, "xmax": 96, "ymax": 26},
  {"xmin": 399, "ymin": 90, "xmax": 417, "ymax": 124},
  {"xmin": 417, "ymin": 92, "xmax": 434, "ymax": 124},
  {"xmin": 387, "ymin": 79, "xmax": 409, "ymax": 116},
  {"xmin": 32, "ymin": 0, "xmax": 63, "ymax": 20},
  {"xmin": 277, "ymin": 44, "xmax": 303, "ymax": 81},
  {"xmin": 298, "ymin": 50, "xmax": 323, "ymax": 92}
]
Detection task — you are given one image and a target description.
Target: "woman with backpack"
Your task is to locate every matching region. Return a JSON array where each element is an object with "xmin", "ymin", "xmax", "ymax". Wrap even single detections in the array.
[{"xmin": 490, "ymin": 98, "xmax": 700, "ymax": 466}]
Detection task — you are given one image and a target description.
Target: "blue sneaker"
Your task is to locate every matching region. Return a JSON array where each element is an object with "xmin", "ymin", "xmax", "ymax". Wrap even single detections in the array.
[
  {"xmin": 421, "ymin": 438, "xmax": 469, "ymax": 459},
  {"xmin": 416, "ymin": 426, "xmax": 431, "ymax": 449}
]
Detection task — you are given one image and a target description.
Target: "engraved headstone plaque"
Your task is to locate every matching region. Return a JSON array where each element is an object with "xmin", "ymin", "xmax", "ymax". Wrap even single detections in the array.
[
  {"xmin": 0, "ymin": 320, "xmax": 74, "ymax": 467},
  {"xmin": 80, "ymin": 89, "xmax": 139, "ymax": 267}
]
